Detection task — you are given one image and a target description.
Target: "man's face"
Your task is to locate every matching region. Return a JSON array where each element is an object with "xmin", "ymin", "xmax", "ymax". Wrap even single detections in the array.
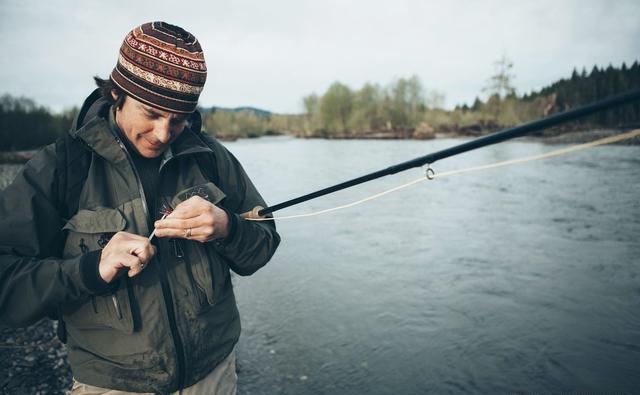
[{"xmin": 113, "ymin": 93, "xmax": 190, "ymax": 158}]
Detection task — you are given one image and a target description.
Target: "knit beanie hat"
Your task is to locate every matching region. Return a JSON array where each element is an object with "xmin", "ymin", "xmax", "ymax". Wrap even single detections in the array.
[{"xmin": 110, "ymin": 22, "xmax": 207, "ymax": 114}]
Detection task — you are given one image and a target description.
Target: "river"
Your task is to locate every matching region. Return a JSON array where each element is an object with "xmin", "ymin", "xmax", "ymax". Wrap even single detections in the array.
[{"xmin": 1, "ymin": 136, "xmax": 639, "ymax": 394}]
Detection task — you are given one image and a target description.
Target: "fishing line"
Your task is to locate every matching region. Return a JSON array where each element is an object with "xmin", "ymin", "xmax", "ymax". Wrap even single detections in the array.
[{"xmin": 246, "ymin": 129, "xmax": 640, "ymax": 221}]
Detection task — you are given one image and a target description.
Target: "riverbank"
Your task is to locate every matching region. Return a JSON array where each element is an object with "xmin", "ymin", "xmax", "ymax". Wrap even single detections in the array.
[
  {"xmin": 2, "ymin": 127, "xmax": 637, "ymax": 164},
  {"xmin": 0, "ymin": 320, "xmax": 72, "ymax": 394},
  {"xmin": 294, "ymin": 126, "xmax": 640, "ymax": 145}
]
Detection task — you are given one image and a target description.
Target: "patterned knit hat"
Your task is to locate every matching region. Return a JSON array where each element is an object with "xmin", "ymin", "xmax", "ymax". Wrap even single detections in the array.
[{"xmin": 110, "ymin": 22, "xmax": 207, "ymax": 114}]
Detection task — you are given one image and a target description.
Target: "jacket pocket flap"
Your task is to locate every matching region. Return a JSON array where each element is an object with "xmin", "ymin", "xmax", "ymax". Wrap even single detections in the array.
[
  {"xmin": 63, "ymin": 207, "xmax": 127, "ymax": 233},
  {"xmin": 171, "ymin": 182, "xmax": 226, "ymax": 208}
]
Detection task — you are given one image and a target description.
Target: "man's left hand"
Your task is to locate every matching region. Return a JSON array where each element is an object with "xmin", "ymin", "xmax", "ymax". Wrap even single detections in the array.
[{"xmin": 153, "ymin": 196, "xmax": 229, "ymax": 243}]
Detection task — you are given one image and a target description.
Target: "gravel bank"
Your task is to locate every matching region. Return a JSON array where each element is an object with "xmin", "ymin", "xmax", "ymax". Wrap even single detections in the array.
[{"xmin": 0, "ymin": 320, "xmax": 72, "ymax": 395}]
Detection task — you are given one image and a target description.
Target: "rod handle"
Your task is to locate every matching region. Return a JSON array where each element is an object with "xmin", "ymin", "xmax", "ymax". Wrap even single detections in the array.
[{"xmin": 240, "ymin": 206, "xmax": 265, "ymax": 220}]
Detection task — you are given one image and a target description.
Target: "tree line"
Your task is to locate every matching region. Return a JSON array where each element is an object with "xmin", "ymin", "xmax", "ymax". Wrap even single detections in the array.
[
  {"xmin": 1, "ymin": 60, "xmax": 639, "ymax": 150},
  {"xmin": 523, "ymin": 62, "xmax": 640, "ymax": 127},
  {"xmin": 0, "ymin": 95, "xmax": 77, "ymax": 151},
  {"xmin": 199, "ymin": 59, "xmax": 640, "ymax": 139}
]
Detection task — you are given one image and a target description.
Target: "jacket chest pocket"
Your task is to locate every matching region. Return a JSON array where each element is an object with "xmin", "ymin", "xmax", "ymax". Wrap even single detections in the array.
[
  {"xmin": 61, "ymin": 207, "xmax": 134, "ymax": 333},
  {"xmin": 168, "ymin": 182, "xmax": 227, "ymax": 313},
  {"xmin": 62, "ymin": 207, "xmax": 127, "ymax": 259}
]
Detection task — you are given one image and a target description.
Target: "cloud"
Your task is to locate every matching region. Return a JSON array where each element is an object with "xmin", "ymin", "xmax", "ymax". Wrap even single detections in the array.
[{"xmin": 1, "ymin": 0, "xmax": 638, "ymax": 113}]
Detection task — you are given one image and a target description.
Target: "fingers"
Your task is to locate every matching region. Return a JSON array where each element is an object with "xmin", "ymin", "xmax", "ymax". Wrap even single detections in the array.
[
  {"xmin": 99, "ymin": 232, "xmax": 157, "ymax": 282},
  {"xmin": 153, "ymin": 197, "xmax": 226, "ymax": 242},
  {"xmin": 114, "ymin": 251, "xmax": 145, "ymax": 277},
  {"xmin": 170, "ymin": 196, "xmax": 210, "ymax": 219},
  {"xmin": 153, "ymin": 225, "xmax": 217, "ymax": 243},
  {"xmin": 155, "ymin": 217, "xmax": 202, "ymax": 231},
  {"xmin": 125, "ymin": 244, "xmax": 157, "ymax": 277},
  {"xmin": 130, "ymin": 243, "xmax": 157, "ymax": 265}
]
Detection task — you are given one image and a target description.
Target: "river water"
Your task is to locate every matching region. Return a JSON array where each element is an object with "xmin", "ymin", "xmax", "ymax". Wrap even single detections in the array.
[{"xmin": 1, "ymin": 136, "xmax": 639, "ymax": 394}]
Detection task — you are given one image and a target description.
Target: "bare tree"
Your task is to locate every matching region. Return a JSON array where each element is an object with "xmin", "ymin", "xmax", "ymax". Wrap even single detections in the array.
[
  {"xmin": 483, "ymin": 54, "xmax": 516, "ymax": 122},
  {"xmin": 483, "ymin": 54, "xmax": 516, "ymax": 99}
]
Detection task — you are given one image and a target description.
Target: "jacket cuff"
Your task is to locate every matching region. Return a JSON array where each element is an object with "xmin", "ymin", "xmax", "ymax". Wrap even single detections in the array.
[
  {"xmin": 79, "ymin": 250, "xmax": 112, "ymax": 295},
  {"xmin": 218, "ymin": 207, "xmax": 239, "ymax": 246}
]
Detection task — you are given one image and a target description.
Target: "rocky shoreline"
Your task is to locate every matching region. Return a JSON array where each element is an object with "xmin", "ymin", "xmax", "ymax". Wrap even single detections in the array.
[{"xmin": 0, "ymin": 320, "xmax": 72, "ymax": 394}]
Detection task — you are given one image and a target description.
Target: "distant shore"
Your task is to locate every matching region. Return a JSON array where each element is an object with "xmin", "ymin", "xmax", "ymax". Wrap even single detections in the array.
[
  {"xmin": 2, "ymin": 128, "xmax": 638, "ymax": 164},
  {"xmin": 294, "ymin": 128, "xmax": 640, "ymax": 145}
]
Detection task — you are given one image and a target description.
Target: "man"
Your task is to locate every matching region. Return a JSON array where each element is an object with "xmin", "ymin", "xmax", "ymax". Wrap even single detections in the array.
[{"xmin": 0, "ymin": 22, "xmax": 280, "ymax": 394}]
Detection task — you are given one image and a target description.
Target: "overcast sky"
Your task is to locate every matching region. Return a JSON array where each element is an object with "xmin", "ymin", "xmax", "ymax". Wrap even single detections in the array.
[{"xmin": 1, "ymin": 0, "xmax": 638, "ymax": 113}]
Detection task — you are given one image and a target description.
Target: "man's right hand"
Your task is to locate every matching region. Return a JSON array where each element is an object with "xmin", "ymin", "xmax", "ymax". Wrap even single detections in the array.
[{"xmin": 99, "ymin": 232, "xmax": 156, "ymax": 283}]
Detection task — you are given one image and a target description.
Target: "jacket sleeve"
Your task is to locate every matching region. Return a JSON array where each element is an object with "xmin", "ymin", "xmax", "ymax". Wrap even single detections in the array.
[
  {"xmin": 0, "ymin": 144, "xmax": 106, "ymax": 327},
  {"xmin": 208, "ymin": 140, "xmax": 280, "ymax": 276}
]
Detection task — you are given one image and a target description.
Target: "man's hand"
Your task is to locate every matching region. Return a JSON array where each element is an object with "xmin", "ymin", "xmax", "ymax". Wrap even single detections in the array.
[
  {"xmin": 153, "ymin": 196, "xmax": 229, "ymax": 243},
  {"xmin": 99, "ymin": 232, "xmax": 156, "ymax": 283}
]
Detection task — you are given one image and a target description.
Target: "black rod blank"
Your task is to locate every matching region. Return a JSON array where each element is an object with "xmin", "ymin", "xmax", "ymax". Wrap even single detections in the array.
[{"xmin": 260, "ymin": 88, "xmax": 640, "ymax": 216}]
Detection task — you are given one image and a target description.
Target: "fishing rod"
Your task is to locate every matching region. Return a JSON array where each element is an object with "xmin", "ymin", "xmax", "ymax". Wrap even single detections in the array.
[{"xmin": 253, "ymin": 88, "xmax": 640, "ymax": 217}]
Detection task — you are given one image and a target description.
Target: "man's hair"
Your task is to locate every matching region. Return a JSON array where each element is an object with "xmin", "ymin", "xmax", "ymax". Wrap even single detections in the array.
[{"xmin": 93, "ymin": 76, "xmax": 126, "ymax": 109}]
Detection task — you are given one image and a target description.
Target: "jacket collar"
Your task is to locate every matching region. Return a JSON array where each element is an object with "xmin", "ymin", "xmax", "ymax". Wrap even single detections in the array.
[{"xmin": 69, "ymin": 89, "xmax": 213, "ymax": 165}]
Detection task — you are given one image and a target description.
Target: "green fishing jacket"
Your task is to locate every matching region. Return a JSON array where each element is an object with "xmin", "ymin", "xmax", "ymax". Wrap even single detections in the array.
[{"xmin": 0, "ymin": 91, "xmax": 280, "ymax": 393}]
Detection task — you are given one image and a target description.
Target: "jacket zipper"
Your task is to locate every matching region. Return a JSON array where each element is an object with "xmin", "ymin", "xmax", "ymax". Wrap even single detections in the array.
[
  {"xmin": 91, "ymin": 297, "xmax": 98, "ymax": 314},
  {"xmin": 172, "ymin": 238, "xmax": 184, "ymax": 259},
  {"xmin": 114, "ymin": 136, "xmax": 187, "ymax": 389},
  {"xmin": 111, "ymin": 294, "xmax": 123, "ymax": 320}
]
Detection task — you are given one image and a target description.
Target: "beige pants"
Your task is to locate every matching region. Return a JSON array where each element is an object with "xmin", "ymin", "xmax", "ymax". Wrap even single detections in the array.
[{"xmin": 69, "ymin": 350, "xmax": 237, "ymax": 395}]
